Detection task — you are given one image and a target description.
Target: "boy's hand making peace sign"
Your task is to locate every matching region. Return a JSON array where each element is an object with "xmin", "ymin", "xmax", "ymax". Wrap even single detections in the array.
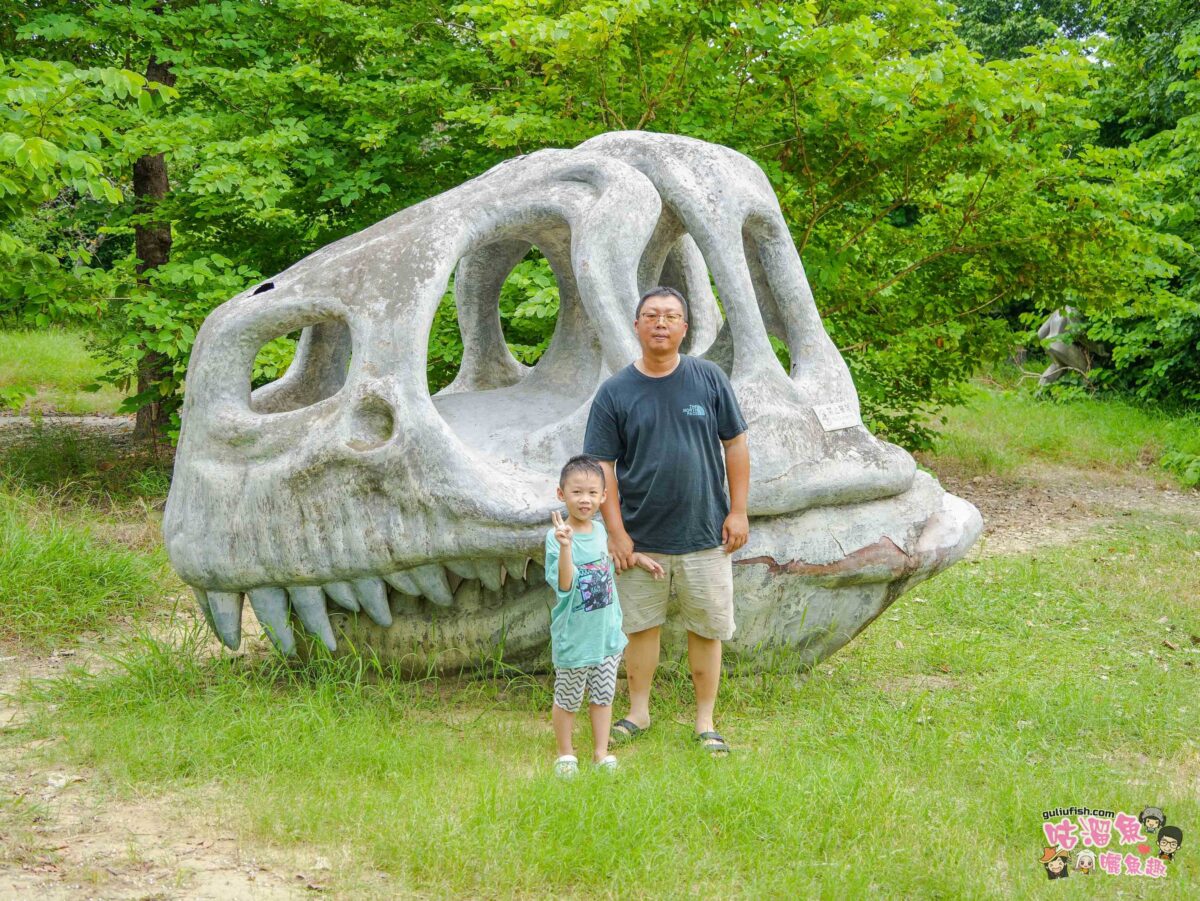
[{"xmin": 551, "ymin": 510, "xmax": 574, "ymax": 548}]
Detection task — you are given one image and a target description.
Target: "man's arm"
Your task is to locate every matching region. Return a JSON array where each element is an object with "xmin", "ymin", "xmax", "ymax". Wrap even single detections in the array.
[
  {"xmin": 721, "ymin": 432, "xmax": 750, "ymax": 553},
  {"xmin": 596, "ymin": 459, "xmax": 636, "ymax": 573}
]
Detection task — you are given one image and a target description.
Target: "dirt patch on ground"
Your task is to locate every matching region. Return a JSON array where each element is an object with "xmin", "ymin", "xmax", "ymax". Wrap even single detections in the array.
[
  {"xmin": 0, "ymin": 414, "xmax": 138, "ymax": 447},
  {"xmin": 928, "ymin": 461, "xmax": 1200, "ymax": 558},
  {"xmin": 0, "ymin": 645, "xmax": 318, "ymax": 900}
]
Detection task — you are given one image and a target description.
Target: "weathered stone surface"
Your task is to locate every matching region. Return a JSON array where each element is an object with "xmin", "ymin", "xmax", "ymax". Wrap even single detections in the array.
[
  {"xmin": 164, "ymin": 132, "xmax": 982, "ymax": 670},
  {"xmin": 1037, "ymin": 307, "xmax": 1108, "ymax": 386}
]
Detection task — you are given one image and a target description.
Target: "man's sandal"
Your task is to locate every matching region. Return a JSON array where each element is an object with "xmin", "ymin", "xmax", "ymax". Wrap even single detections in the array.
[
  {"xmin": 695, "ymin": 731, "xmax": 731, "ymax": 755},
  {"xmin": 610, "ymin": 718, "xmax": 648, "ymax": 745}
]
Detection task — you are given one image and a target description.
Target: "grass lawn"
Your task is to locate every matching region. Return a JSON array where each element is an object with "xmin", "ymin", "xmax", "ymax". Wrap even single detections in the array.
[
  {"xmin": 11, "ymin": 518, "xmax": 1199, "ymax": 897},
  {"xmin": 0, "ymin": 491, "xmax": 166, "ymax": 647},
  {"xmin": 2, "ymin": 387, "xmax": 1198, "ymax": 897},
  {"xmin": 0, "ymin": 329, "xmax": 126, "ymax": 415},
  {"xmin": 928, "ymin": 381, "xmax": 1200, "ymax": 487}
]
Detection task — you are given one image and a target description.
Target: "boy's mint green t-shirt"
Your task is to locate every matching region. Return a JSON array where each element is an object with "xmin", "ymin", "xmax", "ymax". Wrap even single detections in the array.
[{"xmin": 543, "ymin": 520, "xmax": 628, "ymax": 669}]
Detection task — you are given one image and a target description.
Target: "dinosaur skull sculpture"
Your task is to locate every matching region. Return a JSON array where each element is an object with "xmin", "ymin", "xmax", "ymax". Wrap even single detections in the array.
[{"xmin": 164, "ymin": 132, "xmax": 981, "ymax": 669}]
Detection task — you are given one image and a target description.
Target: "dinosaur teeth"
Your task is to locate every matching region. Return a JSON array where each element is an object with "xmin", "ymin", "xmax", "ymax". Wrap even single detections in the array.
[
  {"xmin": 288, "ymin": 586, "xmax": 337, "ymax": 651},
  {"xmin": 475, "ymin": 560, "xmax": 504, "ymax": 592},
  {"xmin": 196, "ymin": 557, "xmax": 545, "ymax": 650},
  {"xmin": 191, "ymin": 586, "xmax": 218, "ymax": 635},
  {"xmin": 504, "ymin": 557, "xmax": 531, "ymax": 582},
  {"xmin": 207, "ymin": 590, "xmax": 244, "ymax": 650},
  {"xmin": 248, "ymin": 587, "xmax": 296, "ymax": 655},
  {"xmin": 409, "ymin": 564, "xmax": 454, "ymax": 607},
  {"xmin": 382, "ymin": 570, "xmax": 421, "ymax": 596},
  {"xmin": 444, "ymin": 559, "xmax": 477, "ymax": 581},
  {"xmin": 323, "ymin": 581, "xmax": 360, "ymax": 612},
  {"xmin": 352, "ymin": 577, "xmax": 393, "ymax": 627}
]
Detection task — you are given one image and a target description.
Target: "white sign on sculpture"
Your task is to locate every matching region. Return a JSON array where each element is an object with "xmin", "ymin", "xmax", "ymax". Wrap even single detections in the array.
[{"xmin": 812, "ymin": 401, "xmax": 862, "ymax": 432}]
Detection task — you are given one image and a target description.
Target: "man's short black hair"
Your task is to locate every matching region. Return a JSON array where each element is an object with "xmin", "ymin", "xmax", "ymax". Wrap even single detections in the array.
[
  {"xmin": 559, "ymin": 454, "xmax": 605, "ymax": 488},
  {"xmin": 636, "ymin": 286, "xmax": 689, "ymax": 323}
]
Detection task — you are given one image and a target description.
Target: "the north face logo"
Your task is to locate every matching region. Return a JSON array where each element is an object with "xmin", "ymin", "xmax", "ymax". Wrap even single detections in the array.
[{"xmin": 682, "ymin": 404, "xmax": 706, "ymax": 417}]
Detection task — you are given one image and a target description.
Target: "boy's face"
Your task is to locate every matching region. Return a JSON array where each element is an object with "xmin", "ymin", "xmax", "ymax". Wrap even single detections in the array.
[
  {"xmin": 1047, "ymin": 858, "xmax": 1065, "ymax": 874},
  {"xmin": 1159, "ymin": 836, "xmax": 1179, "ymax": 854},
  {"xmin": 557, "ymin": 471, "xmax": 606, "ymax": 522}
]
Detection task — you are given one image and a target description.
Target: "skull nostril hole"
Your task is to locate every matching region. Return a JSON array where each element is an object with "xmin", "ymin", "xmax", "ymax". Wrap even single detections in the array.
[{"xmin": 347, "ymin": 397, "xmax": 395, "ymax": 451}]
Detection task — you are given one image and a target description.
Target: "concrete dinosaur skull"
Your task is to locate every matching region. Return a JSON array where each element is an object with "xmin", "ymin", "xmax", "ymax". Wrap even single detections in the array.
[{"xmin": 164, "ymin": 132, "xmax": 982, "ymax": 668}]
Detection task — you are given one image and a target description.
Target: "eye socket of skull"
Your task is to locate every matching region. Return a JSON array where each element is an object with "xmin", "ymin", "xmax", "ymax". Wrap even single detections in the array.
[
  {"xmin": 190, "ymin": 287, "xmax": 354, "ymax": 418},
  {"xmin": 431, "ymin": 234, "xmax": 605, "ymax": 470},
  {"xmin": 249, "ymin": 318, "xmax": 353, "ymax": 415}
]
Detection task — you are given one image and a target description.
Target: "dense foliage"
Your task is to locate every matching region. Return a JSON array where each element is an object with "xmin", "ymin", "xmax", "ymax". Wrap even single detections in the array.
[{"xmin": 1, "ymin": 1, "xmax": 1195, "ymax": 447}]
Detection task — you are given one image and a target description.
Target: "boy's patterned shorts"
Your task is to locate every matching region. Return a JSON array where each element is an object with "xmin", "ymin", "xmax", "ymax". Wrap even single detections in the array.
[{"xmin": 553, "ymin": 653, "xmax": 621, "ymax": 712}]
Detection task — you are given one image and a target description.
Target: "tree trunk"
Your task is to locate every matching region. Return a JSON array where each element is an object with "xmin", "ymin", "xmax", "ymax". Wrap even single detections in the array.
[{"xmin": 132, "ymin": 53, "xmax": 177, "ymax": 440}]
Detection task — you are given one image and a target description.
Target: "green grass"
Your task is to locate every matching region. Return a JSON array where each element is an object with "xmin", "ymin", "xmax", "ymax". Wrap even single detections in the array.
[
  {"xmin": 0, "ymin": 424, "xmax": 172, "ymax": 505},
  {"xmin": 0, "ymin": 488, "xmax": 168, "ymax": 646},
  {"xmin": 10, "ymin": 518, "xmax": 1199, "ymax": 898},
  {"xmin": 1, "ymin": 380, "xmax": 1196, "ymax": 895},
  {"xmin": 0, "ymin": 328, "xmax": 125, "ymax": 414},
  {"xmin": 928, "ymin": 383, "xmax": 1200, "ymax": 485}
]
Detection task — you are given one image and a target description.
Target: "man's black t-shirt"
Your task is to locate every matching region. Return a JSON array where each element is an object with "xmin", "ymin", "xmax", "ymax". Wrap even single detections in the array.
[{"xmin": 583, "ymin": 355, "xmax": 748, "ymax": 554}]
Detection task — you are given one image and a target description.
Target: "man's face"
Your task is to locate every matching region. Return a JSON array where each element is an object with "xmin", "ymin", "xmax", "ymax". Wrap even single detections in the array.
[
  {"xmin": 634, "ymin": 293, "xmax": 688, "ymax": 355},
  {"xmin": 1159, "ymin": 836, "xmax": 1179, "ymax": 854},
  {"xmin": 1047, "ymin": 858, "xmax": 1065, "ymax": 874}
]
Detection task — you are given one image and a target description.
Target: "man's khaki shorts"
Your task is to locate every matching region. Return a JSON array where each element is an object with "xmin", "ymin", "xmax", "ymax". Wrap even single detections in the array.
[{"xmin": 616, "ymin": 546, "xmax": 735, "ymax": 641}]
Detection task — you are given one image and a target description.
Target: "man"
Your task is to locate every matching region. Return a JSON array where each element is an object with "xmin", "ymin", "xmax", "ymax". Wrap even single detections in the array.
[{"xmin": 583, "ymin": 285, "xmax": 750, "ymax": 753}]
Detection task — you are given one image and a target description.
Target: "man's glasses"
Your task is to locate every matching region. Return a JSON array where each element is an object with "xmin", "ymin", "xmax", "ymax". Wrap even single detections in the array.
[{"xmin": 639, "ymin": 312, "xmax": 685, "ymax": 325}]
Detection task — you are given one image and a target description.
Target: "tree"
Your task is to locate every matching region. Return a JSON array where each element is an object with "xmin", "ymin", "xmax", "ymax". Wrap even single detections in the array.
[
  {"xmin": 450, "ymin": 0, "xmax": 1172, "ymax": 444},
  {"xmin": 952, "ymin": 0, "xmax": 1099, "ymax": 60},
  {"xmin": 5, "ymin": 0, "xmax": 499, "ymax": 432},
  {"xmin": 1, "ymin": 0, "xmax": 1185, "ymax": 447},
  {"xmin": 1073, "ymin": 1, "xmax": 1200, "ymax": 409}
]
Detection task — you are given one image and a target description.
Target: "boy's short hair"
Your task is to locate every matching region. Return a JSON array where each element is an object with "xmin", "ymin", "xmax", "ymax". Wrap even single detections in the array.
[
  {"xmin": 636, "ymin": 286, "xmax": 689, "ymax": 323},
  {"xmin": 559, "ymin": 454, "xmax": 605, "ymax": 488}
]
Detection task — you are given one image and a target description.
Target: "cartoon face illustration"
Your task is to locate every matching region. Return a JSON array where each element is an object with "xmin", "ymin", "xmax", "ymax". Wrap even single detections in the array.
[
  {"xmin": 1139, "ymin": 807, "xmax": 1166, "ymax": 834},
  {"xmin": 1158, "ymin": 826, "xmax": 1183, "ymax": 860},
  {"xmin": 575, "ymin": 559, "xmax": 615, "ymax": 613},
  {"xmin": 1074, "ymin": 850, "xmax": 1095, "ymax": 873},
  {"xmin": 1040, "ymin": 847, "xmax": 1070, "ymax": 879}
]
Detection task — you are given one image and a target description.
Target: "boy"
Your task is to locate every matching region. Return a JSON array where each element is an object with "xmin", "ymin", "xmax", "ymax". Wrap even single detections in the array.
[{"xmin": 545, "ymin": 455, "xmax": 663, "ymax": 776}]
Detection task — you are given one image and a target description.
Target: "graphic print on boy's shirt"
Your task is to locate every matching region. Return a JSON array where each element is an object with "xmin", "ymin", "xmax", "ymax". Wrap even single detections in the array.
[{"xmin": 574, "ymin": 559, "xmax": 614, "ymax": 613}]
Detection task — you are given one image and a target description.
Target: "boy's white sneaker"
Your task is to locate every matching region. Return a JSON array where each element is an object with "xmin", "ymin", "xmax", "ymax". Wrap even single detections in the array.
[
  {"xmin": 554, "ymin": 755, "xmax": 579, "ymax": 778},
  {"xmin": 595, "ymin": 755, "xmax": 618, "ymax": 771}
]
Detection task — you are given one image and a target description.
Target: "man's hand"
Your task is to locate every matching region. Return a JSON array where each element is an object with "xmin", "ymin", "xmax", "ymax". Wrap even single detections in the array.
[
  {"xmin": 631, "ymin": 552, "xmax": 665, "ymax": 581},
  {"xmin": 722, "ymin": 511, "xmax": 749, "ymax": 554},
  {"xmin": 551, "ymin": 510, "xmax": 574, "ymax": 548},
  {"xmin": 608, "ymin": 529, "xmax": 636, "ymax": 573}
]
